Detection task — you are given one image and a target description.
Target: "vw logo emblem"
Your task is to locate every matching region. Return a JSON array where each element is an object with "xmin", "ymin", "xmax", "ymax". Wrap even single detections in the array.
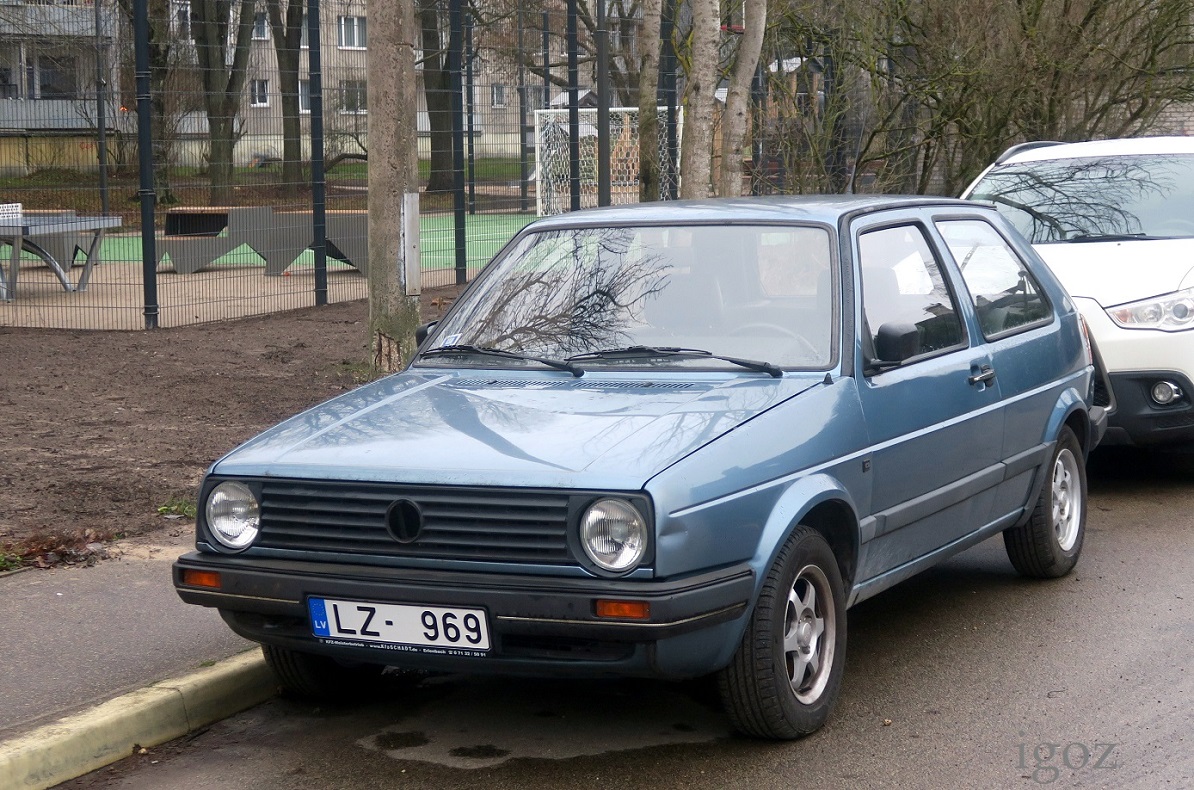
[{"xmin": 385, "ymin": 499, "xmax": 424, "ymax": 543}]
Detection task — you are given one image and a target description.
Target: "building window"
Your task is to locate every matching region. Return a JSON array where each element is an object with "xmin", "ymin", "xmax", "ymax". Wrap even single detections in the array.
[
  {"xmin": 250, "ymin": 79, "xmax": 269, "ymax": 107},
  {"xmin": 299, "ymin": 79, "xmax": 311, "ymax": 113},
  {"xmin": 337, "ymin": 16, "xmax": 367, "ymax": 49},
  {"xmin": 0, "ymin": 67, "xmax": 15, "ymax": 100},
  {"xmin": 300, "ymin": 13, "xmax": 309, "ymax": 48},
  {"xmin": 339, "ymin": 79, "xmax": 367, "ymax": 113},
  {"xmin": 524, "ymin": 84, "xmax": 547, "ymax": 109},
  {"xmin": 491, "ymin": 84, "xmax": 506, "ymax": 108},
  {"xmin": 253, "ymin": 12, "xmax": 269, "ymax": 40},
  {"xmin": 36, "ymin": 55, "xmax": 77, "ymax": 100}
]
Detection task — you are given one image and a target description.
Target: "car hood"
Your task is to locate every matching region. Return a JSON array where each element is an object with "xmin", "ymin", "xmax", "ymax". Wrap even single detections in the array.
[
  {"xmin": 1032, "ymin": 240, "xmax": 1194, "ymax": 306},
  {"xmin": 212, "ymin": 370, "xmax": 824, "ymax": 489}
]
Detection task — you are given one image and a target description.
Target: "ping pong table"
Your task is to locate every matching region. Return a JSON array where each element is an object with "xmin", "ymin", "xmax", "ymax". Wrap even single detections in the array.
[{"xmin": 1, "ymin": 214, "xmax": 123, "ymax": 301}]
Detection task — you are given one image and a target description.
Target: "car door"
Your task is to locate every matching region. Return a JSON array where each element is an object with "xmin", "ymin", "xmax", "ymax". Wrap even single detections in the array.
[
  {"xmin": 933, "ymin": 215, "xmax": 1070, "ymax": 521},
  {"xmin": 850, "ymin": 213, "xmax": 1005, "ymax": 587}
]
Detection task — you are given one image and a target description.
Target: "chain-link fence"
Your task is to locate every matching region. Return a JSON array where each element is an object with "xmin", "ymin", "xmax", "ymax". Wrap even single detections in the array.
[
  {"xmin": 0, "ymin": 0, "xmax": 687, "ymax": 330},
  {"xmin": 6, "ymin": 1, "xmax": 1194, "ymax": 330}
]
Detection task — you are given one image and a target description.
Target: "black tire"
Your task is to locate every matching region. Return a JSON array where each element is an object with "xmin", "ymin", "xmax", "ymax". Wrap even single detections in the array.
[
  {"xmin": 261, "ymin": 644, "xmax": 386, "ymax": 702},
  {"xmin": 1004, "ymin": 426, "xmax": 1086, "ymax": 578},
  {"xmin": 717, "ymin": 526, "xmax": 847, "ymax": 740}
]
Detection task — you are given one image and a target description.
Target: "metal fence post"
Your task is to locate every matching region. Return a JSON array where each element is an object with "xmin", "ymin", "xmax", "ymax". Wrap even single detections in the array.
[
  {"xmin": 133, "ymin": 0, "xmax": 158, "ymax": 329},
  {"xmin": 595, "ymin": 0, "xmax": 610, "ymax": 207},
  {"xmin": 566, "ymin": 0, "xmax": 580, "ymax": 212},
  {"xmin": 449, "ymin": 0, "xmax": 468, "ymax": 284},
  {"xmin": 307, "ymin": 0, "xmax": 329, "ymax": 306}
]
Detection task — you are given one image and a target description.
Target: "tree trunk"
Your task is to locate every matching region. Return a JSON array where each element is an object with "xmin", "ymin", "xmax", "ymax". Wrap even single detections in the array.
[
  {"xmin": 419, "ymin": 0, "xmax": 455, "ymax": 193},
  {"xmin": 193, "ymin": 0, "xmax": 256, "ymax": 204},
  {"xmin": 717, "ymin": 0, "xmax": 766, "ymax": 196},
  {"xmin": 208, "ymin": 118, "xmax": 236, "ymax": 204},
  {"xmin": 369, "ymin": 0, "xmax": 423, "ymax": 372},
  {"xmin": 268, "ymin": 0, "xmax": 305, "ymax": 200},
  {"xmin": 637, "ymin": 0, "xmax": 663, "ymax": 202},
  {"xmin": 678, "ymin": 0, "xmax": 719, "ymax": 199}
]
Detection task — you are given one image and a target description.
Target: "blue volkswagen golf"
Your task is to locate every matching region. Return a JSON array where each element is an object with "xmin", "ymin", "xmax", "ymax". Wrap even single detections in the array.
[{"xmin": 175, "ymin": 196, "xmax": 1106, "ymax": 739}]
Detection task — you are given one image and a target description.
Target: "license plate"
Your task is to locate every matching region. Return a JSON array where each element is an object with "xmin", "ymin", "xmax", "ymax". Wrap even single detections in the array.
[{"xmin": 308, "ymin": 597, "xmax": 491, "ymax": 655}]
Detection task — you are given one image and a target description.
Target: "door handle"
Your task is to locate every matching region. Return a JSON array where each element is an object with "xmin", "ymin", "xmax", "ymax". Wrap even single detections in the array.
[{"xmin": 968, "ymin": 365, "xmax": 996, "ymax": 385}]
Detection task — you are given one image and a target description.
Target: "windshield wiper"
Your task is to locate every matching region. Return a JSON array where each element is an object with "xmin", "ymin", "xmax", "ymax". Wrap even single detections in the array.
[
  {"xmin": 421, "ymin": 344, "xmax": 585, "ymax": 377},
  {"xmin": 567, "ymin": 345, "xmax": 782, "ymax": 378},
  {"xmin": 1065, "ymin": 232, "xmax": 1158, "ymax": 242}
]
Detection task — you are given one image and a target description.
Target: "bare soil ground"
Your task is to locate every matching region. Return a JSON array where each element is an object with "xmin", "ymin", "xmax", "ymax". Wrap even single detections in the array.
[{"xmin": 0, "ymin": 287, "xmax": 463, "ymax": 568}]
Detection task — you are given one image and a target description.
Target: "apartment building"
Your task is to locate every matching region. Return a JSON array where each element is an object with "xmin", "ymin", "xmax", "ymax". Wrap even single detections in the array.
[{"xmin": 0, "ymin": 0, "xmax": 121, "ymax": 175}]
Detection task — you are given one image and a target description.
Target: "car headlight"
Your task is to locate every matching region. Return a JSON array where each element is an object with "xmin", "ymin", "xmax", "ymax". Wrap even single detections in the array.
[
  {"xmin": 579, "ymin": 498, "xmax": 647, "ymax": 573},
  {"xmin": 205, "ymin": 481, "xmax": 260, "ymax": 550},
  {"xmin": 1107, "ymin": 288, "xmax": 1194, "ymax": 331}
]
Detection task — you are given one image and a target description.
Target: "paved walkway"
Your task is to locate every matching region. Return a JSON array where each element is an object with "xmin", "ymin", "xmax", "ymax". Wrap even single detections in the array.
[{"xmin": 0, "ymin": 531, "xmax": 251, "ymax": 740}]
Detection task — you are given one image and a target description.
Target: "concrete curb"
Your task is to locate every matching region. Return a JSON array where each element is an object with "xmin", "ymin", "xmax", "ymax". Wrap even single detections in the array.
[{"xmin": 0, "ymin": 650, "xmax": 276, "ymax": 790}]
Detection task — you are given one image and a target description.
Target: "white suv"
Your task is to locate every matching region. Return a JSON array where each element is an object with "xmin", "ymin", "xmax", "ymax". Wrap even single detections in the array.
[{"xmin": 963, "ymin": 136, "xmax": 1194, "ymax": 462}]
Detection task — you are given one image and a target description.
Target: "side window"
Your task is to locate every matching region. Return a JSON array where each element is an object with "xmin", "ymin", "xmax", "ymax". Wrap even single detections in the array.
[
  {"xmin": 858, "ymin": 225, "xmax": 965, "ymax": 358},
  {"xmin": 936, "ymin": 219, "xmax": 1052, "ymax": 338}
]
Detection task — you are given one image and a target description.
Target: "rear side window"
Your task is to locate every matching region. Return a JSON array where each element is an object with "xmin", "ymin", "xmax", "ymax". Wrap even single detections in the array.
[{"xmin": 936, "ymin": 219, "xmax": 1052, "ymax": 338}]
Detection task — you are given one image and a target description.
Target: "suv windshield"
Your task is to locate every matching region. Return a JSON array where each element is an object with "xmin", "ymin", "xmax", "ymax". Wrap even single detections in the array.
[
  {"xmin": 418, "ymin": 223, "xmax": 836, "ymax": 372},
  {"xmin": 969, "ymin": 153, "xmax": 1194, "ymax": 243}
]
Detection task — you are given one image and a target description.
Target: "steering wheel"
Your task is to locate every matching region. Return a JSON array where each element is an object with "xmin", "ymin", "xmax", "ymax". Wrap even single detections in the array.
[{"xmin": 729, "ymin": 323, "xmax": 820, "ymax": 358}]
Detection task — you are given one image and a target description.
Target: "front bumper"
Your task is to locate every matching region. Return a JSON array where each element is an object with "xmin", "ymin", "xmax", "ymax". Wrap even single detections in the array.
[
  {"xmin": 1075, "ymin": 297, "xmax": 1194, "ymax": 448},
  {"xmin": 1100, "ymin": 371, "xmax": 1194, "ymax": 448},
  {"xmin": 173, "ymin": 552, "xmax": 754, "ymax": 679}
]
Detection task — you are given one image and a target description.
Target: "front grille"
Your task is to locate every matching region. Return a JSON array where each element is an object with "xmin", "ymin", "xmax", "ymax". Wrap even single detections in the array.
[
  {"xmin": 1156, "ymin": 411, "xmax": 1194, "ymax": 430},
  {"xmin": 256, "ymin": 481, "xmax": 574, "ymax": 564}
]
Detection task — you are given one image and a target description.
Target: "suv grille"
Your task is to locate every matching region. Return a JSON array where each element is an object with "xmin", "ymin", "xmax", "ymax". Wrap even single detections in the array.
[{"xmin": 256, "ymin": 481, "xmax": 574, "ymax": 564}]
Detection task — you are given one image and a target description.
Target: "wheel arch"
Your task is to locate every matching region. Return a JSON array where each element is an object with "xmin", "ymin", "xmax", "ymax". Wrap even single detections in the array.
[
  {"xmin": 750, "ymin": 474, "xmax": 861, "ymax": 598},
  {"xmin": 1044, "ymin": 386, "xmax": 1094, "ymax": 457}
]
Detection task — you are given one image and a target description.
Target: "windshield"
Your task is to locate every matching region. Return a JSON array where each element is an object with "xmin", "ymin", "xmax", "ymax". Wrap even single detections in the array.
[
  {"xmin": 968, "ymin": 153, "xmax": 1194, "ymax": 243},
  {"xmin": 419, "ymin": 223, "xmax": 836, "ymax": 372}
]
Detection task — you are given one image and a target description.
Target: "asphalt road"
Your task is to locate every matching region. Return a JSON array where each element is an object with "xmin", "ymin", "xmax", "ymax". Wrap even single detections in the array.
[{"xmin": 57, "ymin": 449, "xmax": 1193, "ymax": 790}]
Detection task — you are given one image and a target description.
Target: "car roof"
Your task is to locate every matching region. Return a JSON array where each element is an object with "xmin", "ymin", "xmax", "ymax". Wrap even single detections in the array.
[
  {"xmin": 998, "ymin": 135, "xmax": 1194, "ymax": 165},
  {"xmin": 524, "ymin": 195, "xmax": 985, "ymax": 229}
]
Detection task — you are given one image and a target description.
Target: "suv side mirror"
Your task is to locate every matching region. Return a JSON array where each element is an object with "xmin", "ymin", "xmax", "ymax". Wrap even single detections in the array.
[{"xmin": 415, "ymin": 321, "xmax": 438, "ymax": 346}]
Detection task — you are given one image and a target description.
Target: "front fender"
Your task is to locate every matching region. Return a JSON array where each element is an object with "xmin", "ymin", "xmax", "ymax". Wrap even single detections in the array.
[{"xmin": 747, "ymin": 472, "xmax": 861, "ymax": 597}]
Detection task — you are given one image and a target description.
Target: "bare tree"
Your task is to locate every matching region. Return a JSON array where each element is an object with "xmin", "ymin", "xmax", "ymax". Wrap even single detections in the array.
[
  {"xmin": 191, "ymin": 0, "xmax": 256, "ymax": 204},
  {"xmin": 716, "ymin": 0, "xmax": 766, "ymax": 196},
  {"xmin": 676, "ymin": 0, "xmax": 719, "ymax": 197},
  {"xmin": 636, "ymin": 0, "xmax": 663, "ymax": 201},
  {"xmin": 266, "ymin": 0, "xmax": 305, "ymax": 199},
  {"xmin": 418, "ymin": 0, "xmax": 456, "ymax": 193},
  {"xmin": 368, "ymin": 0, "xmax": 423, "ymax": 371}
]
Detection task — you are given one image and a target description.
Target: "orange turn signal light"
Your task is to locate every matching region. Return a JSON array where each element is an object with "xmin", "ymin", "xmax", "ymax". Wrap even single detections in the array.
[
  {"xmin": 595, "ymin": 599, "xmax": 650, "ymax": 620},
  {"xmin": 182, "ymin": 569, "xmax": 222, "ymax": 589}
]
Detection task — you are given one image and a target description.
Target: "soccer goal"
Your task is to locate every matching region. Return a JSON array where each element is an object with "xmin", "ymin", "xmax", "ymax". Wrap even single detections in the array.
[{"xmin": 533, "ymin": 106, "xmax": 684, "ymax": 216}]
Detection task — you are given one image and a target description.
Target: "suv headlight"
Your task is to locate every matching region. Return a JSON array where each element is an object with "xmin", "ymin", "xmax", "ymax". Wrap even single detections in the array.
[
  {"xmin": 205, "ymin": 481, "xmax": 260, "ymax": 550},
  {"xmin": 580, "ymin": 498, "xmax": 647, "ymax": 573},
  {"xmin": 1107, "ymin": 288, "xmax": 1194, "ymax": 331}
]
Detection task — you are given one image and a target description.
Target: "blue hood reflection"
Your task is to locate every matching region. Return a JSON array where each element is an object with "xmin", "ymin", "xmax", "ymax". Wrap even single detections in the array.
[{"xmin": 212, "ymin": 371, "xmax": 823, "ymax": 489}]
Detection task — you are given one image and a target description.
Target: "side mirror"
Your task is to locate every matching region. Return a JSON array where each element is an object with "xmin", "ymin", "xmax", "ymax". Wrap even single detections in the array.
[
  {"xmin": 874, "ymin": 322, "xmax": 920, "ymax": 364},
  {"xmin": 415, "ymin": 321, "xmax": 438, "ymax": 346}
]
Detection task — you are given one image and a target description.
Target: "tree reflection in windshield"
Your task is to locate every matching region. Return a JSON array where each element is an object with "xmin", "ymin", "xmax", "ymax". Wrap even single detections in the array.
[
  {"xmin": 971, "ymin": 154, "xmax": 1194, "ymax": 242},
  {"xmin": 437, "ymin": 226, "xmax": 670, "ymax": 356},
  {"xmin": 426, "ymin": 223, "xmax": 836, "ymax": 370}
]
